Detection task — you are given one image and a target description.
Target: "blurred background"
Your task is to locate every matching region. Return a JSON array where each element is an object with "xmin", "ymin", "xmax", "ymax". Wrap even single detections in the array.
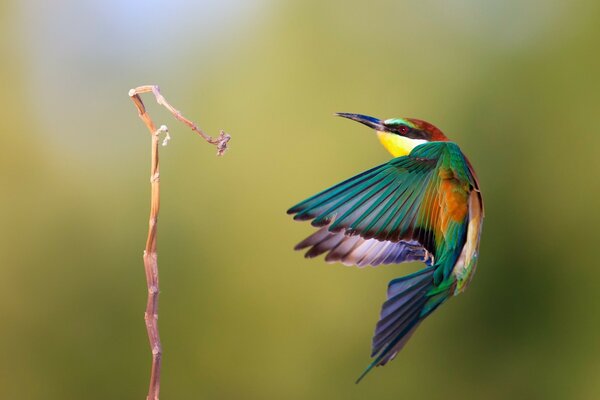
[{"xmin": 1, "ymin": 1, "xmax": 599, "ymax": 399}]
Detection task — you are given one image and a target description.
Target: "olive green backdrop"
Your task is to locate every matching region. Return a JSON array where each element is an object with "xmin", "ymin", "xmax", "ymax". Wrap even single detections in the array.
[{"xmin": 0, "ymin": 1, "xmax": 598, "ymax": 399}]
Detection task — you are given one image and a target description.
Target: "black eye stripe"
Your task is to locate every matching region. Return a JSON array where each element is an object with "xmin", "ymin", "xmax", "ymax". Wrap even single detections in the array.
[
  {"xmin": 405, "ymin": 129, "xmax": 428, "ymax": 140},
  {"xmin": 393, "ymin": 126, "xmax": 427, "ymax": 140}
]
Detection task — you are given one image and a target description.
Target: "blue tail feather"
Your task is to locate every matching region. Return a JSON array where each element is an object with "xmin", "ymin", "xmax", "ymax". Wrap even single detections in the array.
[{"xmin": 356, "ymin": 266, "xmax": 437, "ymax": 383}]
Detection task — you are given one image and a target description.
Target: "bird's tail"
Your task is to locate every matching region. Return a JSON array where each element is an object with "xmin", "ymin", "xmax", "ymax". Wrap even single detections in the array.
[{"xmin": 356, "ymin": 266, "xmax": 451, "ymax": 383}]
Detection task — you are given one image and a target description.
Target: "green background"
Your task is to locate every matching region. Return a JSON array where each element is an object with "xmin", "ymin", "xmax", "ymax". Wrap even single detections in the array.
[{"xmin": 1, "ymin": 1, "xmax": 598, "ymax": 399}]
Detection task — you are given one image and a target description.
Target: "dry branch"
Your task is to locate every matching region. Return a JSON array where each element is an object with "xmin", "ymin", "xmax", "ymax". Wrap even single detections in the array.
[{"xmin": 128, "ymin": 85, "xmax": 230, "ymax": 400}]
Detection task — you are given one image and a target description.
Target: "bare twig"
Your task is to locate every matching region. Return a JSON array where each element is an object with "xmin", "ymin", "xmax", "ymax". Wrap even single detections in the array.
[
  {"xmin": 128, "ymin": 85, "xmax": 230, "ymax": 400},
  {"xmin": 129, "ymin": 85, "xmax": 231, "ymax": 156}
]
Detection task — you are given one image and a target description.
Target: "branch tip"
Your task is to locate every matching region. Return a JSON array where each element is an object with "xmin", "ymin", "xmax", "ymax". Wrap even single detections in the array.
[{"xmin": 215, "ymin": 130, "xmax": 231, "ymax": 156}]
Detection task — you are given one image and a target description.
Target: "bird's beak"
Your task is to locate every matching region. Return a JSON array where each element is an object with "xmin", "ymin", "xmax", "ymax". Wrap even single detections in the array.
[{"xmin": 336, "ymin": 113, "xmax": 386, "ymax": 131}]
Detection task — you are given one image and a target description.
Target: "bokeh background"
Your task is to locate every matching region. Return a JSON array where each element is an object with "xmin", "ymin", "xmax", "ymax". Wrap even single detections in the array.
[{"xmin": 1, "ymin": 1, "xmax": 599, "ymax": 399}]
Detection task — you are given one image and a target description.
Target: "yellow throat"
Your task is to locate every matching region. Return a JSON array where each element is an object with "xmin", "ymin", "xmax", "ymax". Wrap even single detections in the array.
[{"xmin": 377, "ymin": 131, "xmax": 428, "ymax": 157}]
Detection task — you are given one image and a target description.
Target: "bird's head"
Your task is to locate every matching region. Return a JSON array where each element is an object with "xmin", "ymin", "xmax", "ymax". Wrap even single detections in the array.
[{"xmin": 336, "ymin": 113, "xmax": 448, "ymax": 157}]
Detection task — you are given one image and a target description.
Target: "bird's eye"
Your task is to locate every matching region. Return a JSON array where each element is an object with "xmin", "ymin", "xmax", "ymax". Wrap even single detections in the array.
[{"xmin": 398, "ymin": 125, "xmax": 410, "ymax": 135}]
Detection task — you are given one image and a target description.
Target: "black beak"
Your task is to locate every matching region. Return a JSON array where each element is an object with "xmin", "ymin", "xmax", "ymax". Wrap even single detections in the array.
[{"xmin": 336, "ymin": 113, "xmax": 386, "ymax": 131}]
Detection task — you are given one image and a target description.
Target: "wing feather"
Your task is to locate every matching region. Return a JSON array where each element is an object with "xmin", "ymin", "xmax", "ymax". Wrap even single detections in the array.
[
  {"xmin": 295, "ymin": 227, "xmax": 430, "ymax": 267},
  {"xmin": 288, "ymin": 142, "xmax": 477, "ymax": 259}
]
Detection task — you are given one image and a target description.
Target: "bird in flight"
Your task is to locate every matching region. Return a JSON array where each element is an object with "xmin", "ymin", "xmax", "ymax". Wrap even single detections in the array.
[{"xmin": 287, "ymin": 113, "xmax": 484, "ymax": 382}]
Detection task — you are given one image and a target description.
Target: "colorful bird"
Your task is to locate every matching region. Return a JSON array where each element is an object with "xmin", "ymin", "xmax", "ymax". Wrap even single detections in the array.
[{"xmin": 287, "ymin": 113, "xmax": 484, "ymax": 382}]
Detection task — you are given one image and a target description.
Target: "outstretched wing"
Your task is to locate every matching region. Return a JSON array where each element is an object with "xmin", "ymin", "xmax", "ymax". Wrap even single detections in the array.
[{"xmin": 288, "ymin": 141, "xmax": 477, "ymax": 262}]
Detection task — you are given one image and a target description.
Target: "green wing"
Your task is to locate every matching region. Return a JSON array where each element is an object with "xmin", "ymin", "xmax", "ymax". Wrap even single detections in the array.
[{"xmin": 288, "ymin": 141, "xmax": 476, "ymax": 259}]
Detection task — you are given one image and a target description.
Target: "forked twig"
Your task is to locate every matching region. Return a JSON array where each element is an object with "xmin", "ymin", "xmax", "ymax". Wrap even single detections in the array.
[
  {"xmin": 128, "ymin": 85, "xmax": 230, "ymax": 400},
  {"xmin": 129, "ymin": 85, "xmax": 231, "ymax": 155}
]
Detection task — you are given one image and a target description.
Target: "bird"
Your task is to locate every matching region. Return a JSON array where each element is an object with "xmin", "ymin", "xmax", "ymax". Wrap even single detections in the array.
[{"xmin": 287, "ymin": 113, "xmax": 484, "ymax": 383}]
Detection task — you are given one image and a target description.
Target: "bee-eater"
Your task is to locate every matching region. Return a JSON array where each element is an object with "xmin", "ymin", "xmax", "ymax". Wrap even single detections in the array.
[{"xmin": 287, "ymin": 113, "xmax": 484, "ymax": 382}]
